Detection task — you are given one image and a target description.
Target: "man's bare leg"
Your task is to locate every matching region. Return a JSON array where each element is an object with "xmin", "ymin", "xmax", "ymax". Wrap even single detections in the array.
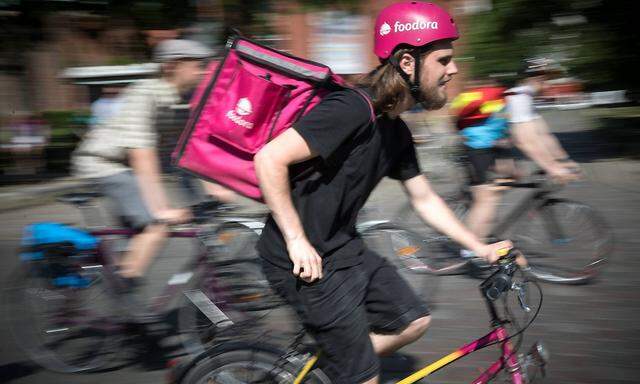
[
  {"xmin": 370, "ymin": 316, "xmax": 431, "ymax": 356},
  {"xmin": 358, "ymin": 316, "xmax": 431, "ymax": 383},
  {"xmin": 465, "ymin": 184, "xmax": 501, "ymax": 239},
  {"xmin": 119, "ymin": 223, "xmax": 168, "ymax": 278},
  {"xmin": 362, "ymin": 375, "xmax": 379, "ymax": 384}
]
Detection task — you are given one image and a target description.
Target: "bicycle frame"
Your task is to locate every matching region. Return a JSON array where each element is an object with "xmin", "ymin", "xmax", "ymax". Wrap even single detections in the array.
[
  {"xmin": 395, "ymin": 325, "xmax": 521, "ymax": 384},
  {"xmin": 294, "ymin": 323, "xmax": 521, "ymax": 384},
  {"xmin": 295, "ymin": 274, "xmax": 527, "ymax": 384},
  {"xmin": 89, "ymin": 225, "xmax": 230, "ymax": 316}
]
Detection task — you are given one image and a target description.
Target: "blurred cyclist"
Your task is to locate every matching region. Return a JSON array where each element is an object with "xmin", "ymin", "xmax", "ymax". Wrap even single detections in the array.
[
  {"xmin": 254, "ymin": 2, "xmax": 512, "ymax": 383},
  {"xmin": 73, "ymin": 39, "xmax": 211, "ymax": 305},
  {"xmin": 454, "ymin": 57, "xmax": 580, "ymax": 248}
]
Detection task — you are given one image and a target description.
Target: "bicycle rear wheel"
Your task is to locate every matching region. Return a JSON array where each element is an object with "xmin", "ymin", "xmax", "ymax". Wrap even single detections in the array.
[
  {"xmin": 503, "ymin": 198, "xmax": 612, "ymax": 284},
  {"xmin": 3, "ymin": 265, "xmax": 121, "ymax": 373},
  {"xmin": 178, "ymin": 342, "xmax": 331, "ymax": 384}
]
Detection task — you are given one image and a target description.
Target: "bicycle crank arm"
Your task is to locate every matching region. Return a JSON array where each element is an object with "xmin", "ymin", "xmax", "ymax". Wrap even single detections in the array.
[{"xmin": 183, "ymin": 290, "xmax": 234, "ymax": 328}]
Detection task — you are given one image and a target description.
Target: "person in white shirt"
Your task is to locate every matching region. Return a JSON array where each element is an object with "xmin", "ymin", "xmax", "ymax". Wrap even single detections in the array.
[{"xmin": 73, "ymin": 39, "xmax": 212, "ymax": 304}]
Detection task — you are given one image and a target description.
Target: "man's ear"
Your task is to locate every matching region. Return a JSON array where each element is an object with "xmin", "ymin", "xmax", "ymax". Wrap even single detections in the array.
[{"xmin": 398, "ymin": 53, "xmax": 415, "ymax": 79}]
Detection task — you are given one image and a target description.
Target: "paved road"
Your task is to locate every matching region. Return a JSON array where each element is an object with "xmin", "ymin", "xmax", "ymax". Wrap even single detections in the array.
[{"xmin": 1, "ymin": 109, "xmax": 639, "ymax": 383}]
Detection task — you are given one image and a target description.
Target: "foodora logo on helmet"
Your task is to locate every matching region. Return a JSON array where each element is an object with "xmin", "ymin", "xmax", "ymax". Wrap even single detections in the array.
[
  {"xmin": 394, "ymin": 20, "xmax": 439, "ymax": 33},
  {"xmin": 379, "ymin": 19, "xmax": 439, "ymax": 36},
  {"xmin": 379, "ymin": 22, "xmax": 392, "ymax": 36},
  {"xmin": 374, "ymin": 1, "xmax": 459, "ymax": 59}
]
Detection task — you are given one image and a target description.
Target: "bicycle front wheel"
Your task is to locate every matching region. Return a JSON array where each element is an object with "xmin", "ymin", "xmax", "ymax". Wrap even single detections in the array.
[
  {"xmin": 179, "ymin": 342, "xmax": 332, "ymax": 384},
  {"xmin": 505, "ymin": 198, "xmax": 612, "ymax": 284}
]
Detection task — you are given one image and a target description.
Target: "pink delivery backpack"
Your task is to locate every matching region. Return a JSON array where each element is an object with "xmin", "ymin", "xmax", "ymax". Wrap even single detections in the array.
[{"xmin": 172, "ymin": 35, "xmax": 374, "ymax": 201}]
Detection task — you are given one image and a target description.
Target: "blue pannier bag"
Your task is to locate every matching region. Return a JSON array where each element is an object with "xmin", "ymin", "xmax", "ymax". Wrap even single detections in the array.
[{"xmin": 20, "ymin": 222, "xmax": 100, "ymax": 288}]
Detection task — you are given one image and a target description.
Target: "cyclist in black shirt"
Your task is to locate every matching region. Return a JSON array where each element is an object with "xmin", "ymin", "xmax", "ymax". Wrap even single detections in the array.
[{"xmin": 255, "ymin": 2, "xmax": 512, "ymax": 383}]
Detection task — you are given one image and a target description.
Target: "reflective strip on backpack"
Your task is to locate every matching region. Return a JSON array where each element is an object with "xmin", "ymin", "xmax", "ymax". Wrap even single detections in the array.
[{"xmin": 236, "ymin": 44, "xmax": 329, "ymax": 82}]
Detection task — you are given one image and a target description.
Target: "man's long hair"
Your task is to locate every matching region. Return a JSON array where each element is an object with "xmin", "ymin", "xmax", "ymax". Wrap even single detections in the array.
[{"xmin": 356, "ymin": 47, "xmax": 415, "ymax": 115}]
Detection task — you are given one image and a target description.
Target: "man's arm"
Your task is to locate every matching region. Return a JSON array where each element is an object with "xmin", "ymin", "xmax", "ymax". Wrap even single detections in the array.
[
  {"xmin": 510, "ymin": 120, "xmax": 558, "ymax": 172},
  {"xmin": 254, "ymin": 128, "xmax": 323, "ymax": 282},
  {"xmin": 129, "ymin": 147, "xmax": 191, "ymax": 223},
  {"xmin": 506, "ymin": 91, "xmax": 575, "ymax": 176},
  {"xmin": 533, "ymin": 118, "xmax": 570, "ymax": 161},
  {"xmin": 129, "ymin": 147, "xmax": 170, "ymax": 215},
  {"xmin": 402, "ymin": 174, "xmax": 511, "ymax": 263},
  {"xmin": 511, "ymin": 120, "xmax": 579, "ymax": 182}
]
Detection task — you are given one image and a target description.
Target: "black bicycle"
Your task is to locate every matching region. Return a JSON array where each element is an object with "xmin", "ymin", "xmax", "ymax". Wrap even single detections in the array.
[
  {"xmin": 3, "ymin": 192, "xmax": 279, "ymax": 373},
  {"xmin": 361, "ymin": 173, "xmax": 612, "ymax": 284}
]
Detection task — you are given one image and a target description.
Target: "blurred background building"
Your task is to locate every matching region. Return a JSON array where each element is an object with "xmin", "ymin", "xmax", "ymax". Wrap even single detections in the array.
[{"xmin": 0, "ymin": 0, "xmax": 636, "ymax": 183}]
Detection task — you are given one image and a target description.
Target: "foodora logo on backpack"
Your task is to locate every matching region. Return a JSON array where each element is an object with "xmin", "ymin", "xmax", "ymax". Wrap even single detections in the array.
[{"xmin": 226, "ymin": 98, "xmax": 254, "ymax": 129}]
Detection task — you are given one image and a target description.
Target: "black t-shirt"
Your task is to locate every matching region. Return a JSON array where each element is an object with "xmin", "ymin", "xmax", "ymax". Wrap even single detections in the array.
[{"xmin": 257, "ymin": 89, "xmax": 421, "ymax": 270}]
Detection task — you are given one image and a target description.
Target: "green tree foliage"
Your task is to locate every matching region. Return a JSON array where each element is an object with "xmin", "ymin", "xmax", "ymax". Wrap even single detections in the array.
[{"xmin": 464, "ymin": 0, "xmax": 637, "ymax": 92}]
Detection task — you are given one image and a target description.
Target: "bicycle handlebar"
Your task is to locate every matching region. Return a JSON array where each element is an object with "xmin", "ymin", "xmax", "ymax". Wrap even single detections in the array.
[
  {"xmin": 480, "ymin": 249, "xmax": 525, "ymax": 302},
  {"xmin": 492, "ymin": 167, "xmax": 580, "ymax": 190}
]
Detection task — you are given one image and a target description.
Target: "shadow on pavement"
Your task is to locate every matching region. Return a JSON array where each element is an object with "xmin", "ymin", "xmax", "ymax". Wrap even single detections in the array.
[
  {"xmin": 555, "ymin": 115, "xmax": 640, "ymax": 162},
  {"xmin": 380, "ymin": 353, "xmax": 420, "ymax": 383},
  {"xmin": 0, "ymin": 361, "xmax": 41, "ymax": 382}
]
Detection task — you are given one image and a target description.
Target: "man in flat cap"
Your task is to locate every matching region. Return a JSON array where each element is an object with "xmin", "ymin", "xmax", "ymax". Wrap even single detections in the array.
[{"xmin": 73, "ymin": 39, "xmax": 213, "ymax": 316}]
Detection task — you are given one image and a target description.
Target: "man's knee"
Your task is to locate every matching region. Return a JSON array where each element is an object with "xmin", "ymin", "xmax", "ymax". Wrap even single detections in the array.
[
  {"xmin": 361, "ymin": 375, "xmax": 379, "ymax": 384},
  {"xmin": 406, "ymin": 315, "xmax": 431, "ymax": 339}
]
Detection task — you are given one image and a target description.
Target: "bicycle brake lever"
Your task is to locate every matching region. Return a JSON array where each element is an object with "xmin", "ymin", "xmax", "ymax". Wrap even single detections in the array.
[{"xmin": 513, "ymin": 283, "xmax": 531, "ymax": 312}]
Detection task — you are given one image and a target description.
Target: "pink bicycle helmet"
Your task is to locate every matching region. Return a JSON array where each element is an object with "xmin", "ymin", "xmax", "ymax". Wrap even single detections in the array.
[
  {"xmin": 374, "ymin": 1, "xmax": 459, "ymax": 59},
  {"xmin": 373, "ymin": 1, "xmax": 459, "ymax": 102}
]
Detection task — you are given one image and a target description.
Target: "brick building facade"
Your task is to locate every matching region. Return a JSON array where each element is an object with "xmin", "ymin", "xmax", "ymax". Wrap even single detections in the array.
[{"xmin": 1, "ymin": 0, "xmax": 471, "ymax": 115}]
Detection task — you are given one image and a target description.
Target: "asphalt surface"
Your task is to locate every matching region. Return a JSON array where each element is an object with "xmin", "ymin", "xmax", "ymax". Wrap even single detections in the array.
[{"xmin": 1, "ymin": 108, "xmax": 639, "ymax": 383}]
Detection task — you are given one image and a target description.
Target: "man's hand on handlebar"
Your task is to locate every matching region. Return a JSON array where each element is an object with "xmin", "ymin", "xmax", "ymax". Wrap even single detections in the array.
[
  {"xmin": 547, "ymin": 162, "xmax": 581, "ymax": 184},
  {"xmin": 473, "ymin": 240, "xmax": 514, "ymax": 264}
]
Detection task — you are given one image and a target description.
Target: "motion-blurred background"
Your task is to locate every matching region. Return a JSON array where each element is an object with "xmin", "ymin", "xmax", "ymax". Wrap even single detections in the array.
[
  {"xmin": 0, "ymin": 0, "xmax": 636, "ymax": 184},
  {"xmin": 1, "ymin": 1, "xmax": 639, "ymax": 384}
]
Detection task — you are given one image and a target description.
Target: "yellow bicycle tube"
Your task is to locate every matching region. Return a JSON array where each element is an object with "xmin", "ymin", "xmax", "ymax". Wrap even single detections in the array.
[
  {"xmin": 293, "ymin": 353, "xmax": 320, "ymax": 384},
  {"xmin": 395, "ymin": 350, "xmax": 464, "ymax": 384},
  {"xmin": 296, "ymin": 349, "xmax": 465, "ymax": 384}
]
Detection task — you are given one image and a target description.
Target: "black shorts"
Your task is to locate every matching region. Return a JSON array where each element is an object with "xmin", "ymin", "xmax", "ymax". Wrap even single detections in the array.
[
  {"xmin": 465, "ymin": 146, "xmax": 513, "ymax": 186},
  {"xmin": 261, "ymin": 249, "xmax": 430, "ymax": 384}
]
